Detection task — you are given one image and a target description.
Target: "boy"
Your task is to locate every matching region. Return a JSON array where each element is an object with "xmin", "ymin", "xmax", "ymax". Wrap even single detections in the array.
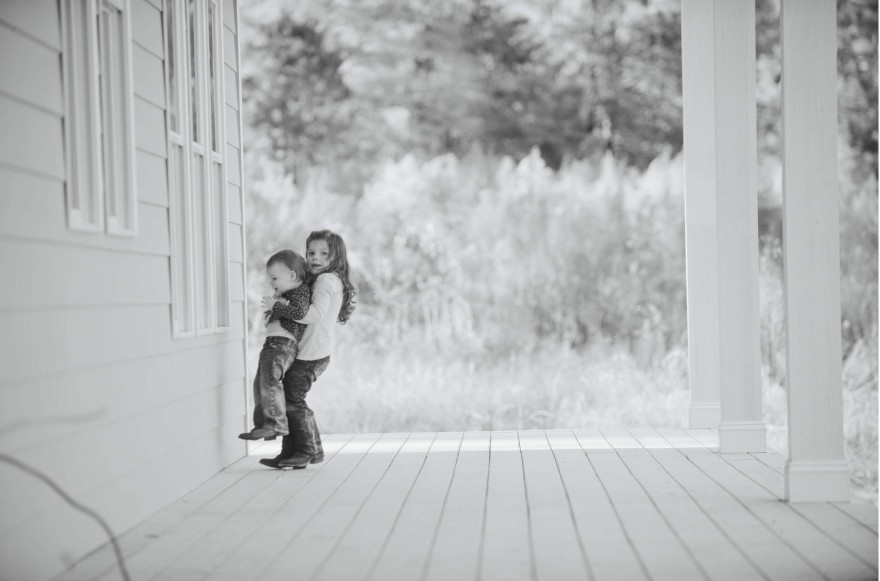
[{"xmin": 239, "ymin": 250, "xmax": 311, "ymax": 440}]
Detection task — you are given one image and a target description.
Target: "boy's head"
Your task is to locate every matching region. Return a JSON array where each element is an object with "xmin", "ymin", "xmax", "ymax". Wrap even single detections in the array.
[{"xmin": 266, "ymin": 250, "xmax": 307, "ymax": 293}]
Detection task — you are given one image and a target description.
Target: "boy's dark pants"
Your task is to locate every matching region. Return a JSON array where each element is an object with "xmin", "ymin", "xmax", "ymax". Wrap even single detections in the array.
[
  {"xmin": 252, "ymin": 337, "xmax": 297, "ymax": 434},
  {"xmin": 281, "ymin": 357, "xmax": 330, "ymax": 458}
]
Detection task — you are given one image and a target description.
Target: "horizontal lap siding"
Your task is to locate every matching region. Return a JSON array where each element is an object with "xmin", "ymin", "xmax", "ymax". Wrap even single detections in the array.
[{"xmin": 0, "ymin": 0, "xmax": 248, "ymax": 579}]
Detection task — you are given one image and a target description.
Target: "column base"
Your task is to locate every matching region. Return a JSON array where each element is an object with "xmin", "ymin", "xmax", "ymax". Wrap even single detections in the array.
[
  {"xmin": 719, "ymin": 420, "xmax": 766, "ymax": 453},
  {"xmin": 688, "ymin": 402, "xmax": 721, "ymax": 428},
  {"xmin": 785, "ymin": 460, "xmax": 851, "ymax": 502}
]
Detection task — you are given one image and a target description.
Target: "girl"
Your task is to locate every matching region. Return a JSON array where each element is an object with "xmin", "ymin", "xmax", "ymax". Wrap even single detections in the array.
[{"xmin": 260, "ymin": 230, "xmax": 357, "ymax": 469}]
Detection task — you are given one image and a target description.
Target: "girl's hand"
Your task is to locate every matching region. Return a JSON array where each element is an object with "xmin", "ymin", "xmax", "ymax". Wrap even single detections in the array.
[{"xmin": 260, "ymin": 296, "xmax": 275, "ymax": 311}]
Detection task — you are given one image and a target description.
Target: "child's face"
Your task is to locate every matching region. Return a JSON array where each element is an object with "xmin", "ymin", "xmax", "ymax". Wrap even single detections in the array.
[
  {"xmin": 267, "ymin": 262, "xmax": 299, "ymax": 293},
  {"xmin": 307, "ymin": 240, "xmax": 331, "ymax": 275}
]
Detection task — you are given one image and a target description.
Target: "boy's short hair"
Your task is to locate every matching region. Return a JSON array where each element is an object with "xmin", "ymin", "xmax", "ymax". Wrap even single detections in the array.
[{"xmin": 267, "ymin": 250, "xmax": 308, "ymax": 282}]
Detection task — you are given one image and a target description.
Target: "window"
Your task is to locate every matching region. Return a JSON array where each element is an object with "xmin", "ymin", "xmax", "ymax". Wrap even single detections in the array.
[
  {"xmin": 60, "ymin": 0, "xmax": 137, "ymax": 236},
  {"xmin": 165, "ymin": 0, "xmax": 230, "ymax": 337}
]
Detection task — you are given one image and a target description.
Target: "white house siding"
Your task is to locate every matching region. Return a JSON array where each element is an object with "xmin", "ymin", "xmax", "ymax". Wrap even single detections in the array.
[{"xmin": 0, "ymin": 0, "xmax": 248, "ymax": 579}]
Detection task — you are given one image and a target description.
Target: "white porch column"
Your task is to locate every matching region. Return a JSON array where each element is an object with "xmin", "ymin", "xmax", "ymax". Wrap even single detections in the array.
[
  {"xmin": 681, "ymin": 0, "xmax": 766, "ymax": 448},
  {"xmin": 780, "ymin": 0, "xmax": 850, "ymax": 502},
  {"xmin": 681, "ymin": 0, "xmax": 721, "ymax": 428},
  {"xmin": 714, "ymin": 0, "xmax": 766, "ymax": 453}
]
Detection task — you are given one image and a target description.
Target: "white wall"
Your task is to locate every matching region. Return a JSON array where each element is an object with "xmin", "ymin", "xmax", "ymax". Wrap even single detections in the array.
[{"xmin": 0, "ymin": 0, "xmax": 248, "ymax": 578}]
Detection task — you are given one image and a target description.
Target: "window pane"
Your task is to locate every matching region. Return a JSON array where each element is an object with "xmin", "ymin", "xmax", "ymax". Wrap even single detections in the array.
[
  {"xmin": 166, "ymin": 0, "xmax": 178, "ymax": 132},
  {"xmin": 212, "ymin": 161, "xmax": 228, "ymax": 326},
  {"xmin": 208, "ymin": 1, "xmax": 218, "ymax": 152},
  {"xmin": 191, "ymin": 154, "xmax": 210, "ymax": 329},
  {"xmin": 188, "ymin": 0, "xmax": 200, "ymax": 144},
  {"xmin": 98, "ymin": 7, "xmax": 114, "ymax": 219},
  {"xmin": 170, "ymin": 143, "xmax": 193, "ymax": 333}
]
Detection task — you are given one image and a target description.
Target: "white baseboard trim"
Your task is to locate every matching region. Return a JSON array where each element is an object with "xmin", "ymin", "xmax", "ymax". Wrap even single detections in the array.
[
  {"xmin": 785, "ymin": 460, "xmax": 851, "ymax": 502},
  {"xmin": 688, "ymin": 401, "xmax": 721, "ymax": 428},
  {"xmin": 719, "ymin": 420, "xmax": 766, "ymax": 452}
]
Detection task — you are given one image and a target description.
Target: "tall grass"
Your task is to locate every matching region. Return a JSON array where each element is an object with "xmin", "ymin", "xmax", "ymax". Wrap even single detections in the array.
[{"xmin": 245, "ymin": 146, "xmax": 877, "ymax": 503}]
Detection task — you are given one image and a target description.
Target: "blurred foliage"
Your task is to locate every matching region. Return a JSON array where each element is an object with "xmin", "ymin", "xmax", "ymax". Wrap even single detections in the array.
[{"xmin": 240, "ymin": 0, "xmax": 877, "ymax": 501}]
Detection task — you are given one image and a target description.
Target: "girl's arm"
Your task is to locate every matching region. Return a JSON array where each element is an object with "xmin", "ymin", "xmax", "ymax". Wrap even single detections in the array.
[
  {"xmin": 271, "ymin": 287, "xmax": 310, "ymax": 321},
  {"xmin": 295, "ymin": 274, "xmax": 340, "ymax": 324}
]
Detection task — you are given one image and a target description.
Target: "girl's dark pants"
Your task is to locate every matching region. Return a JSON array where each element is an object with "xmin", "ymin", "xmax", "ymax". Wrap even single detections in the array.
[{"xmin": 281, "ymin": 357, "xmax": 330, "ymax": 458}]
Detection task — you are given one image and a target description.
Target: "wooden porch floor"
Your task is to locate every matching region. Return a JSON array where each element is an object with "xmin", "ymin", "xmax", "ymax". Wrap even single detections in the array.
[{"xmin": 55, "ymin": 429, "xmax": 878, "ymax": 581}]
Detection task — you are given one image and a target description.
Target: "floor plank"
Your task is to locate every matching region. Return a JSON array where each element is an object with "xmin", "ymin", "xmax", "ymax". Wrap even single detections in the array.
[
  {"xmin": 585, "ymin": 448, "xmax": 704, "ymax": 580},
  {"xmin": 546, "ymin": 429, "xmax": 647, "ymax": 581},
  {"xmin": 259, "ymin": 433, "xmax": 411, "ymax": 580},
  {"xmin": 571, "ymin": 429, "xmax": 611, "ymax": 451},
  {"xmin": 151, "ymin": 436, "xmax": 356, "ymax": 581},
  {"xmin": 716, "ymin": 453, "xmax": 785, "ymax": 498},
  {"xmin": 833, "ymin": 502, "xmax": 879, "ymax": 534},
  {"xmin": 646, "ymin": 431, "xmax": 821, "ymax": 580},
  {"xmin": 480, "ymin": 431, "xmax": 533, "ymax": 581},
  {"xmin": 617, "ymin": 446, "xmax": 763, "ymax": 581},
  {"xmin": 52, "ymin": 469, "xmax": 249, "ymax": 581},
  {"xmin": 685, "ymin": 428, "xmax": 718, "ymax": 448},
  {"xmin": 96, "ymin": 468, "xmax": 287, "ymax": 581},
  {"xmin": 312, "ymin": 433, "xmax": 437, "ymax": 581},
  {"xmin": 423, "ymin": 431, "xmax": 490, "ymax": 581},
  {"xmin": 206, "ymin": 433, "xmax": 386, "ymax": 581},
  {"xmin": 600, "ymin": 428, "xmax": 642, "ymax": 449},
  {"xmin": 685, "ymin": 448, "xmax": 876, "ymax": 580},
  {"xmin": 788, "ymin": 502, "xmax": 878, "ymax": 571},
  {"xmin": 367, "ymin": 432, "xmax": 463, "ymax": 581},
  {"xmin": 55, "ymin": 429, "xmax": 875, "ymax": 581},
  {"xmin": 748, "ymin": 452, "xmax": 786, "ymax": 474},
  {"xmin": 519, "ymin": 430, "xmax": 590, "ymax": 581}
]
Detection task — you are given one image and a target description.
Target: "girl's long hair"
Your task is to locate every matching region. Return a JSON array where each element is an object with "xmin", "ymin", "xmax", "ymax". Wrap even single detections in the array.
[{"xmin": 307, "ymin": 229, "xmax": 357, "ymax": 324}]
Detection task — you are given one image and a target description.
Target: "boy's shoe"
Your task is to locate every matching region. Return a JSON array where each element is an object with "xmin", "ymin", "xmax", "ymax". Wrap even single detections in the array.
[
  {"xmin": 238, "ymin": 426, "xmax": 284, "ymax": 440},
  {"xmin": 277, "ymin": 453, "xmax": 316, "ymax": 469}
]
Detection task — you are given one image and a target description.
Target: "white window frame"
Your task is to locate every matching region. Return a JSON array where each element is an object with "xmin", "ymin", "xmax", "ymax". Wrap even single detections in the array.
[
  {"xmin": 60, "ymin": 0, "xmax": 137, "ymax": 236},
  {"xmin": 165, "ymin": 0, "xmax": 230, "ymax": 338}
]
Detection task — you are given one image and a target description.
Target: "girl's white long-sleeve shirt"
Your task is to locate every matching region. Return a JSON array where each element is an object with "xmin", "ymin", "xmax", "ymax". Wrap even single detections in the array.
[{"xmin": 295, "ymin": 272, "xmax": 343, "ymax": 360}]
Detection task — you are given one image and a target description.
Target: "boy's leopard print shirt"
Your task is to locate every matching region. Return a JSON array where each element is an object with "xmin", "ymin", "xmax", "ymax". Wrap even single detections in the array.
[{"xmin": 268, "ymin": 284, "xmax": 311, "ymax": 342}]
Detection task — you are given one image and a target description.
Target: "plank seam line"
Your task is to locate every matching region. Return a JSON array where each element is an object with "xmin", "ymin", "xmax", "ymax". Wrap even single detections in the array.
[
  {"xmin": 748, "ymin": 452, "xmax": 784, "ymax": 475},
  {"xmin": 131, "ymin": 38, "xmax": 164, "ymax": 62},
  {"xmin": 712, "ymin": 450, "xmax": 780, "ymax": 498},
  {"xmin": 254, "ymin": 433, "xmax": 408, "ymax": 579},
  {"xmin": 579, "ymin": 430, "xmax": 653, "ymax": 580},
  {"xmin": 319, "ymin": 432, "xmax": 440, "ymax": 581},
  {"xmin": 829, "ymin": 502, "xmax": 879, "ymax": 535},
  {"xmin": 543, "ymin": 429, "xmax": 595, "ymax": 581},
  {"xmin": 0, "ymin": 337, "xmax": 245, "ymax": 391},
  {"xmin": 414, "ymin": 433, "xmax": 467, "ymax": 581},
  {"xmin": 0, "ymin": 159, "xmax": 64, "ymax": 183},
  {"xmin": 3, "ymin": 376, "xmax": 248, "ymax": 458},
  {"xmin": 609, "ymin": 432, "xmax": 712, "ymax": 581},
  {"xmin": 0, "ymin": 87, "xmax": 61, "ymax": 118},
  {"xmin": 678, "ymin": 448, "xmax": 833, "ymax": 580},
  {"xmin": 516, "ymin": 432, "xmax": 539, "ymax": 581},
  {"xmin": 0, "ymin": 17, "xmax": 59, "ymax": 52},
  {"xmin": 632, "ymin": 429, "xmax": 773, "ymax": 581},
  {"xmin": 475, "ymin": 432, "xmax": 492, "ymax": 581},
  {"xmin": 0, "ymin": 228, "xmax": 171, "ymax": 256},
  {"xmin": 206, "ymin": 433, "xmax": 384, "ymax": 578},
  {"xmin": 713, "ymin": 448, "xmax": 878, "ymax": 571},
  {"xmin": 0, "ymin": 233, "xmax": 170, "ymax": 260}
]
